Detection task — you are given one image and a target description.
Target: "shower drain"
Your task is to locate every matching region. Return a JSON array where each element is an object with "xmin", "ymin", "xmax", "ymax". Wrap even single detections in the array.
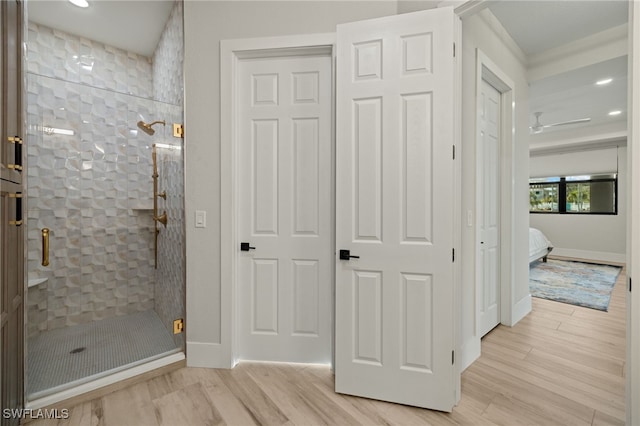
[{"xmin": 70, "ymin": 347, "xmax": 86, "ymax": 354}]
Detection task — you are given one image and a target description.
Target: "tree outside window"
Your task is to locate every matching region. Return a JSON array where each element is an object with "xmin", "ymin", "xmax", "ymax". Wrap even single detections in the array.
[
  {"xmin": 529, "ymin": 174, "xmax": 617, "ymax": 215},
  {"xmin": 566, "ymin": 183, "xmax": 590, "ymax": 212},
  {"xmin": 529, "ymin": 178, "xmax": 559, "ymax": 212}
]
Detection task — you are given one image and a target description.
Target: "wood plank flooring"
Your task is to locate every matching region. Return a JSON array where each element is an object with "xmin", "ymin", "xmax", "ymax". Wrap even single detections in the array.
[{"xmin": 29, "ymin": 258, "xmax": 626, "ymax": 425}]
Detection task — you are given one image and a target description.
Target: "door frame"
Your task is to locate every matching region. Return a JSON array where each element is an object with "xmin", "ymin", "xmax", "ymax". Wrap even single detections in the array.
[
  {"xmin": 220, "ymin": 33, "xmax": 336, "ymax": 367},
  {"xmin": 628, "ymin": 2, "xmax": 640, "ymax": 423},
  {"xmin": 474, "ymin": 49, "xmax": 516, "ymax": 344}
]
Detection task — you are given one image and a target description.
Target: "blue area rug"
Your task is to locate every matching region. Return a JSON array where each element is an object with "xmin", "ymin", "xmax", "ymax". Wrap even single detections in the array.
[{"xmin": 529, "ymin": 259, "xmax": 622, "ymax": 311}]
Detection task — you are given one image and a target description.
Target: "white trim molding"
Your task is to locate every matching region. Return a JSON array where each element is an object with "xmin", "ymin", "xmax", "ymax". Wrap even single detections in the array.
[
  {"xmin": 510, "ymin": 294, "xmax": 532, "ymax": 327},
  {"xmin": 627, "ymin": 1, "xmax": 640, "ymax": 424},
  {"xmin": 186, "ymin": 342, "xmax": 232, "ymax": 368},
  {"xmin": 528, "ymin": 24, "xmax": 628, "ymax": 83},
  {"xmin": 475, "ymin": 9, "xmax": 527, "ymax": 67},
  {"xmin": 462, "ymin": 48, "xmax": 521, "ymax": 371},
  {"xmin": 475, "ymin": 48, "xmax": 520, "ymax": 331},
  {"xmin": 550, "ymin": 249, "xmax": 625, "ymax": 265},
  {"xmin": 438, "ymin": 0, "xmax": 490, "ymax": 19}
]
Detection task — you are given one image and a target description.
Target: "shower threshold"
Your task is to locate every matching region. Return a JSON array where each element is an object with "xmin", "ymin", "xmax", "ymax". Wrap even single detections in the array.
[{"xmin": 27, "ymin": 310, "xmax": 182, "ymax": 404}]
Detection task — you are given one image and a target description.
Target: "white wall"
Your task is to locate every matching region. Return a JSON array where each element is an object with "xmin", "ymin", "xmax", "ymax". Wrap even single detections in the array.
[
  {"xmin": 460, "ymin": 9, "xmax": 530, "ymax": 369},
  {"xmin": 530, "ymin": 146, "xmax": 619, "ymax": 178},
  {"xmin": 183, "ymin": 1, "xmax": 399, "ymax": 367},
  {"xmin": 530, "ymin": 146, "xmax": 627, "ymax": 263}
]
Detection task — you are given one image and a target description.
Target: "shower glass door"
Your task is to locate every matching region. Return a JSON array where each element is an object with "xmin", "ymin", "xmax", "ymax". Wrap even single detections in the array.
[{"xmin": 24, "ymin": 1, "xmax": 185, "ymax": 401}]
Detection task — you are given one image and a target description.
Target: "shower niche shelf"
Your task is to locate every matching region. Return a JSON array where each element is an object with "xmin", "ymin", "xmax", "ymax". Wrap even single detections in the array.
[
  {"xmin": 28, "ymin": 277, "xmax": 48, "ymax": 288},
  {"xmin": 129, "ymin": 201, "xmax": 154, "ymax": 211}
]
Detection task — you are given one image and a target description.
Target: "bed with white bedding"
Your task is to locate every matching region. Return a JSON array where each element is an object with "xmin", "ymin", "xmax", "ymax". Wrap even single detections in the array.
[{"xmin": 529, "ymin": 228, "xmax": 553, "ymax": 263}]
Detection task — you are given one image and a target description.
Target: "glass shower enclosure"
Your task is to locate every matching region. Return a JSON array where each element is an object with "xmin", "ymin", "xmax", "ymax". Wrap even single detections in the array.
[{"xmin": 24, "ymin": 0, "xmax": 185, "ymax": 402}]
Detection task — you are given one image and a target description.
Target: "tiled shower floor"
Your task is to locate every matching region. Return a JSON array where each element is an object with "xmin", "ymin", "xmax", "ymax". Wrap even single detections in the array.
[{"xmin": 27, "ymin": 310, "xmax": 179, "ymax": 399}]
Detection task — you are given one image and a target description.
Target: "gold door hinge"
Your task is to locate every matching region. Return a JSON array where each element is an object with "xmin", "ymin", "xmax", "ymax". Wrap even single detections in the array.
[
  {"xmin": 173, "ymin": 123, "xmax": 184, "ymax": 138},
  {"xmin": 8, "ymin": 193, "xmax": 23, "ymax": 198},
  {"xmin": 8, "ymin": 136, "xmax": 23, "ymax": 144},
  {"xmin": 9, "ymin": 220, "xmax": 23, "ymax": 226},
  {"xmin": 173, "ymin": 318, "xmax": 184, "ymax": 334},
  {"xmin": 7, "ymin": 164, "xmax": 23, "ymax": 171}
]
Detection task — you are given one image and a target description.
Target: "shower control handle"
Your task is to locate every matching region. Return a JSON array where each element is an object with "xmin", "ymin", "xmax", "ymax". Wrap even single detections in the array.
[
  {"xmin": 154, "ymin": 212, "xmax": 168, "ymax": 227},
  {"xmin": 241, "ymin": 242, "xmax": 255, "ymax": 251}
]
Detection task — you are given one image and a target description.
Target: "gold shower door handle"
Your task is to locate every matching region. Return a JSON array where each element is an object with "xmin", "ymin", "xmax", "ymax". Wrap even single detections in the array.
[{"xmin": 42, "ymin": 228, "xmax": 50, "ymax": 266}]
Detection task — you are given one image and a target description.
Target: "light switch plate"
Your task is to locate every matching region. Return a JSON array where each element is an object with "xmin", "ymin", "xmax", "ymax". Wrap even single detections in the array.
[{"xmin": 195, "ymin": 210, "xmax": 206, "ymax": 228}]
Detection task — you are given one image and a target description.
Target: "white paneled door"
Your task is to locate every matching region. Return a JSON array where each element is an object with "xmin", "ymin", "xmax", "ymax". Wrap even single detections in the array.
[
  {"xmin": 335, "ymin": 8, "xmax": 457, "ymax": 411},
  {"xmin": 479, "ymin": 79, "xmax": 501, "ymax": 337},
  {"xmin": 237, "ymin": 54, "xmax": 332, "ymax": 363}
]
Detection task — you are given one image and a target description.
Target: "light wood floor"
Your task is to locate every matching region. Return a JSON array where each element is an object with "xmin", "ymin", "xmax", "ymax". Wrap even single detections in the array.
[{"xmin": 31, "ymin": 259, "xmax": 626, "ymax": 426}]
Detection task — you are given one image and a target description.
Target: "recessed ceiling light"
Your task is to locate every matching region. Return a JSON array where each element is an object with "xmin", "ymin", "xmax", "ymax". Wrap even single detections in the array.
[
  {"xmin": 596, "ymin": 78, "xmax": 613, "ymax": 86},
  {"xmin": 609, "ymin": 110, "xmax": 622, "ymax": 116},
  {"xmin": 68, "ymin": 0, "xmax": 89, "ymax": 8}
]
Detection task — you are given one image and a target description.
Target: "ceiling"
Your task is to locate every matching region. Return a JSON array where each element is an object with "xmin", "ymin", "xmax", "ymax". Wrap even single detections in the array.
[
  {"xmin": 27, "ymin": 0, "xmax": 175, "ymax": 57},
  {"xmin": 487, "ymin": 1, "xmax": 629, "ymax": 138},
  {"xmin": 529, "ymin": 56, "xmax": 627, "ymax": 131},
  {"xmin": 489, "ymin": 1, "xmax": 628, "ymax": 56},
  {"xmin": 27, "ymin": 0, "xmax": 629, "ymax": 141}
]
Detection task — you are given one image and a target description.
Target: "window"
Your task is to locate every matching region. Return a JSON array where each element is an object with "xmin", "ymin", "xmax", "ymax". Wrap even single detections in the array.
[
  {"xmin": 530, "ymin": 177, "xmax": 559, "ymax": 212},
  {"xmin": 529, "ymin": 174, "xmax": 617, "ymax": 215}
]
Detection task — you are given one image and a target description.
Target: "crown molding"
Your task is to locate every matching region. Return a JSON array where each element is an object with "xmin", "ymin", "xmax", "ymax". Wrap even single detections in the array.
[
  {"xmin": 476, "ymin": 8, "xmax": 528, "ymax": 67},
  {"xmin": 527, "ymin": 24, "xmax": 628, "ymax": 82}
]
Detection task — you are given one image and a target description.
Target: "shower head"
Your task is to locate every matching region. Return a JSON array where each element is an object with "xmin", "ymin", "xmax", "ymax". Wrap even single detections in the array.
[{"xmin": 137, "ymin": 120, "xmax": 166, "ymax": 136}]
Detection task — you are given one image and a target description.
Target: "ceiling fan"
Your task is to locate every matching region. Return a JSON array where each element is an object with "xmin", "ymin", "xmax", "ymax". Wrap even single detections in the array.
[{"xmin": 530, "ymin": 111, "xmax": 591, "ymax": 134}]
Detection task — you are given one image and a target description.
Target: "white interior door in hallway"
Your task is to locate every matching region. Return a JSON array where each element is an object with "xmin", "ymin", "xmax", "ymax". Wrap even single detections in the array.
[
  {"xmin": 335, "ymin": 8, "xmax": 458, "ymax": 411},
  {"xmin": 478, "ymin": 79, "xmax": 501, "ymax": 337},
  {"xmin": 237, "ymin": 54, "xmax": 332, "ymax": 363}
]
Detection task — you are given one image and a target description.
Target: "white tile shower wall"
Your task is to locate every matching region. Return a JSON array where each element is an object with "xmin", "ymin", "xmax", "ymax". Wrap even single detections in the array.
[
  {"xmin": 26, "ymin": 24, "xmax": 159, "ymax": 336},
  {"xmin": 27, "ymin": 23, "xmax": 153, "ymax": 99},
  {"xmin": 153, "ymin": 1, "xmax": 184, "ymax": 106},
  {"xmin": 152, "ymin": 0, "xmax": 186, "ymax": 348}
]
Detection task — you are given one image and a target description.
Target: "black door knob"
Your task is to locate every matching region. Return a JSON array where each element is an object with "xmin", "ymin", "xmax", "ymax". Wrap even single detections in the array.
[
  {"xmin": 241, "ymin": 242, "xmax": 255, "ymax": 251},
  {"xmin": 339, "ymin": 249, "xmax": 360, "ymax": 260}
]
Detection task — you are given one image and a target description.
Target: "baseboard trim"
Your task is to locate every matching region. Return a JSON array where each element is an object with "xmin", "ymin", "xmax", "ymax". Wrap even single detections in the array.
[
  {"xmin": 551, "ymin": 248, "xmax": 626, "ymax": 264},
  {"xmin": 460, "ymin": 337, "xmax": 481, "ymax": 372},
  {"xmin": 186, "ymin": 341, "xmax": 233, "ymax": 368},
  {"xmin": 511, "ymin": 294, "xmax": 532, "ymax": 325}
]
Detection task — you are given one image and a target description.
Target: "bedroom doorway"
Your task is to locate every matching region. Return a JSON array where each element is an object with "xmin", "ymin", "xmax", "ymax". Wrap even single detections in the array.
[
  {"xmin": 475, "ymin": 51, "xmax": 515, "ymax": 338},
  {"xmin": 479, "ymin": 1, "xmax": 628, "ymax": 269}
]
